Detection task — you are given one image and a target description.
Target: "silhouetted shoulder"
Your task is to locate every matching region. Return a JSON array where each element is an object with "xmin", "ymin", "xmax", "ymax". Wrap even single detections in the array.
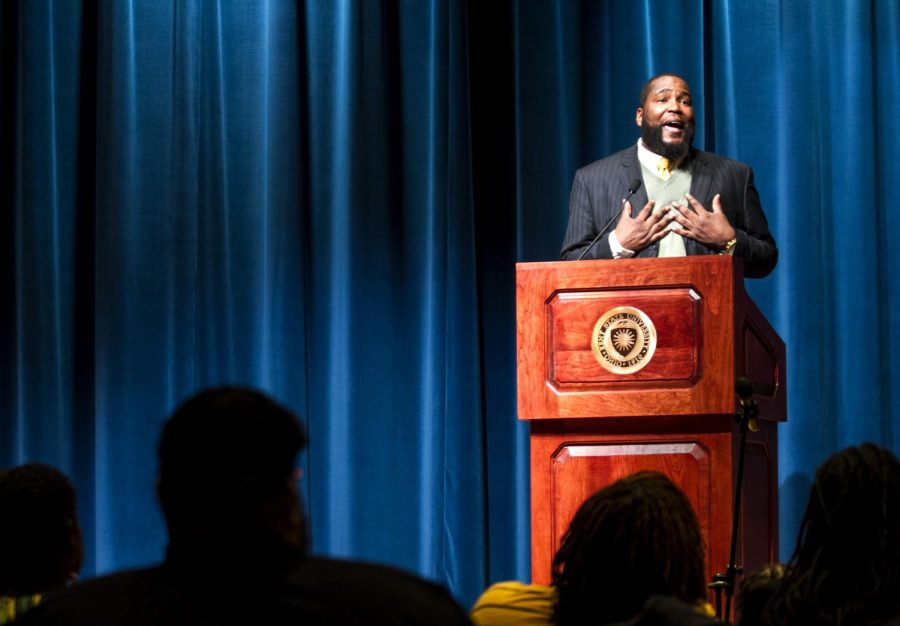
[
  {"xmin": 281, "ymin": 557, "xmax": 473, "ymax": 626},
  {"xmin": 575, "ymin": 146, "xmax": 636, "ymax": 178},
  {"xmin": 20, "ymin": 559, "xmax": 472, "ymax": 626},
  {"xmin": 17, "ymin": 567, "xmax": 200, "ymax": 626}
]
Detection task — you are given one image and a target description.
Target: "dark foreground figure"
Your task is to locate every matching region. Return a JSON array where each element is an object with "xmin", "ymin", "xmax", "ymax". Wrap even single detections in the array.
[
  {"xmin": 761, "ymin": 443, "xmax": 900, "ymax": 626},
  {"xmin": 0, "ymin": 463, "xmax": 83, "ymax": 623},
  {"xmin": 21, "ymin": 387, "xmax": 472, "ymax": 626}
]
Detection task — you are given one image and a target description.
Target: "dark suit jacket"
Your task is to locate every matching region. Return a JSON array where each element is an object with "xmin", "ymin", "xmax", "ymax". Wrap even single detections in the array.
[{"xmin": 560, "ymin": 145, "xmax": 778, "ymax": 278}]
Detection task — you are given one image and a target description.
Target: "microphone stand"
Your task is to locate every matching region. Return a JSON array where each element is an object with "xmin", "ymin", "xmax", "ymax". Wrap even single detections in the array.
[
  {"xmin": 576, "ymin": 179, "xmax": 643, "ymax": 261},
  {"xmin": 709, "ymin": 377, "xmax": 758, "ymax": 623}
]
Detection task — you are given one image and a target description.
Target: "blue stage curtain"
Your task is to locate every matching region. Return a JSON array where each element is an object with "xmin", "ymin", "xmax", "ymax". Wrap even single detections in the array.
[{"xmin": 3, "ymin": 0, "xmax": 899, "ymax": 608}]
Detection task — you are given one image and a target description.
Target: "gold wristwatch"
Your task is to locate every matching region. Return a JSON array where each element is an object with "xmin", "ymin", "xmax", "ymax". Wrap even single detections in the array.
[{"xmin": 721, "ymin": 238, "xmax": 737, "ymax": 256}]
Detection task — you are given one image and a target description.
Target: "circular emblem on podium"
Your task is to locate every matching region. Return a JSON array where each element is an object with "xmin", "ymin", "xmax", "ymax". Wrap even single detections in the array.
[{"xmin": 591, "ymin": 306, "xmax": 657, "ymax": 374}]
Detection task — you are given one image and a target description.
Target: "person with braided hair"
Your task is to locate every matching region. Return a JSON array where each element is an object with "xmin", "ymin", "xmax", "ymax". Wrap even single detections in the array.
[
  {"xmin": 761, "ymin": 443, "xmax": 900, "ymax": 626},
  {"xmin": 471, "ymin": 471, "xmax": 717, "ymax": 626}
]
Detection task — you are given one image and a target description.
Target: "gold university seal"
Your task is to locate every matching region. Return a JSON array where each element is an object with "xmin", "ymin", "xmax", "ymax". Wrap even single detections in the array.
[{"xmin": 591, "ymin": 306, "xmax": 657, "ymax": 374}]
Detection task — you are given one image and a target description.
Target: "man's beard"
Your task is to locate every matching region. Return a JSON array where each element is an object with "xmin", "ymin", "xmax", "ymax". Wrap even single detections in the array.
[{"xmin": 641, "ymin": 119, "xmax": 695, "ymax": 159}]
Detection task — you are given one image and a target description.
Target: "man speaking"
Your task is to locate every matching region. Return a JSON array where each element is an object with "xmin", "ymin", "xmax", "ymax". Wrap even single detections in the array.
[{"xmin": 560, "ymin": 73, "xmax": 777, "ymax": 278}]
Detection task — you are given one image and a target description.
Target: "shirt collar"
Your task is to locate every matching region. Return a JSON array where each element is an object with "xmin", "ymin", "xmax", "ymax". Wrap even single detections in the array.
[{"xmin": 637, "ymin": 139, "xmax": 688, "ymax": 177}]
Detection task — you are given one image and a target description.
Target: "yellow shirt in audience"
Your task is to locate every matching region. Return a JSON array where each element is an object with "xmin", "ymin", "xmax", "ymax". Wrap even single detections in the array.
[
  {"xmin": 471, "ymin": 581, "xmax": 717, "ymax": 626},
  {"xmin": 0, "ymin": 595, "xmax": 43, "ymax": 625},
  {"xmin": 471, "ymin": 581, "xmax": 556, "ymax": 626}
]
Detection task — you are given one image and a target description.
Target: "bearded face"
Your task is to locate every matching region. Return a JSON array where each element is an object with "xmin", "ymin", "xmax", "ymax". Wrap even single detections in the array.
[
  {"xmin": 636, "ymin": 75, "xmax": 696, "ymax": 160},
  {"xmin": 640, "ymin": 115, "xmax": 695, "ymax": 159}
]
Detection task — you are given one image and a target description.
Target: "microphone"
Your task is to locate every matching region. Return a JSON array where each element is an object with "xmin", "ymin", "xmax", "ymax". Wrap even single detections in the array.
[
  {"xmin": 576, "ymin": 178, "xmax": 643, "ymax": 261},
  {"xmin": 735, "ymin": 377, "xmax": 759, "ymax": 432}
]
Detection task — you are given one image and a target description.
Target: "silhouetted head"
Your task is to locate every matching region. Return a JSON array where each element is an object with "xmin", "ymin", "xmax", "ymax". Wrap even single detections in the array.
[
  {"xmin": 157, "ymin": 387, "xmax": 308, "ymax": 556},
  {"xmin": 552, "ymin": 471, "xmax": 706, "ymax": 625},
  {"xmin": 0, "ymin": 463, "xmax": 83, "ymax": 595},
  {"xmin": 763, "ymin": 443, "xmax": 900, "ymax": 626},
  {"xmin": 737, "ymin": 563, "xmax": 784, "ymax": 626}
]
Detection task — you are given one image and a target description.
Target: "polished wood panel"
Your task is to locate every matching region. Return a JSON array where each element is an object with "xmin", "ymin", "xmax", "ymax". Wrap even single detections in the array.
[
  {"xmin": 550, "ymin": 287, "xmax": 700, "ymax": 385},
  {"xmin": 516, "ymin": 256, "xmax": 786, "ymax": 421},
  {"xmin": 528, "ymin": 418, "xmax": 779, "ymax": 591}
]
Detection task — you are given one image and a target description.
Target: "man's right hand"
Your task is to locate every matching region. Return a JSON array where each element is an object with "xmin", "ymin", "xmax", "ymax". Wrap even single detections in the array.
[{"xmin": 614, "ymin": 200, "xmax": 674, "ymax": 252}]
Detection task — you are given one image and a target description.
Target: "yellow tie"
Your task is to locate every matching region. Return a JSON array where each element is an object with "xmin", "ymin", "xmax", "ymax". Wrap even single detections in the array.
[{"xmin": 658, "ymin": 158, "xmax": 672, "ymax": 181}]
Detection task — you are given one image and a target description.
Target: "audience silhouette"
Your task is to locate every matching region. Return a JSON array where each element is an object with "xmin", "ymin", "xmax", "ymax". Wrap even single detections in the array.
[
  {"xmin": 735, "ymin": 563, "xmax": 783, "ymax": 626},
  {"xmin": 20, "ymin": 387, "xmax": 472, "ymax": 626},
  {"xmin": 0, "ymin": 464, "xmax": 83, "ymax": 624},
  {"xmin": 761, "ymin": 443, "xmax": 900, "ymax": 626},
  {"xmin": 19, "ymin": 395, "xmax": 899, "ymax": 626}
]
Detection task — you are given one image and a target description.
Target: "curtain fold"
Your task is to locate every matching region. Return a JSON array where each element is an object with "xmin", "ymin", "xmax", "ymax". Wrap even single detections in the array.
[
  {"xmin": 301, "ymin": 1, "xmax": 486, "ymax": 600},
  {"xmin": 89, "ymin": 0, "xmax": 308, "ymax": 571},
  {"xmin": 3, "ymin": 0, "xmax": 900, "ymax": 608},
  {"xmin": 4, "ymin": 0, "xmax": 80, "ymax": 472}
]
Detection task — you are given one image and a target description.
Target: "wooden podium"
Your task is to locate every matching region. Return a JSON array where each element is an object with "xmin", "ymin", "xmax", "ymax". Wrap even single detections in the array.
[{"xmin": 516, "ymin": 255, "xmax": 786, "ymax": 588}]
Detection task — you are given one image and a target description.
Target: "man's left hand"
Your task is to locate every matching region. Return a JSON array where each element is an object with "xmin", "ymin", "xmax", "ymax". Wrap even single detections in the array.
[{"xmin": 669, "ymin": 193, "xmax": 736, "ymax": 249}]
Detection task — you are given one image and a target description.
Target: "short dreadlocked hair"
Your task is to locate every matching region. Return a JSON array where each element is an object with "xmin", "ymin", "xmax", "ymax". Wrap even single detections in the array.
[
  {"xmin": 737, "ymin": 563, "xmax": 785, "ymax": 626},
  {"xmin": 762, "ymin": 443, "xmax": 900, "ymax": 626},
  {"xmin": 551, "ymin": 471, "xmax": 706, "ymax": 626}
]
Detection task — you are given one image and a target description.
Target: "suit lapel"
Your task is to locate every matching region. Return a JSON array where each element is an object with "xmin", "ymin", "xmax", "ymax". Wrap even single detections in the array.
[
  {"xmin": 688, "ymin": 149, "xmax": 713, "ymax": 206},
  {"xmin": 685, "ymin": 149, "xmax": 714, "ymax": 256},
  {"xmin": 617, "ymin": 145, "xmax": 658, "ymax": 257},
  {"xmin": 618, "ymin": 146, "xmax": 649, "ymax": 211}
]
